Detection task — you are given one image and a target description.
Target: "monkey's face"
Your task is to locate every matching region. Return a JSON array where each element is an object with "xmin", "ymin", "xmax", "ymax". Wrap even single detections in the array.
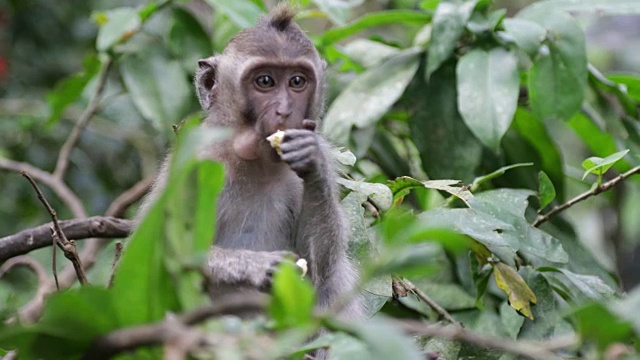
[{"xmin": 230, "ymin": 63, "xmax": 317, "ymax": 161}]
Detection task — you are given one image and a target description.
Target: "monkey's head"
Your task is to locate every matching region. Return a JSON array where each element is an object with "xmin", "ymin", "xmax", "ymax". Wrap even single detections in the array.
[{"xmin": 195, "ymin": 6, "xmax": 325, "ymax": 161}]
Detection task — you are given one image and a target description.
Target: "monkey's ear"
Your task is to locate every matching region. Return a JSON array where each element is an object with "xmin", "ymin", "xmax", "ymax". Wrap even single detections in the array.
[{"xmin": 195, "ymin": 56, "xmax": 218, "ymax": 110}]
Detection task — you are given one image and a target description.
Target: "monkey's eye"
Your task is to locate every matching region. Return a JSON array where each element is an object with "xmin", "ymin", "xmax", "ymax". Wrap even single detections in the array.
[
  {"xmin": 289, "ymin": 76, "xmax": 307, "ymax": 89},
  {"xmin": 255, "ymin": 75, "xmax": 275, "ymax": 89}
]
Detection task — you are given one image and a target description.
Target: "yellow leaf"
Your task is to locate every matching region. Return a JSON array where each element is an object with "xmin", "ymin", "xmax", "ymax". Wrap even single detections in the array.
[{"xmin": 493, "ymin": 262, "xmax": 537, "ymax": 320}]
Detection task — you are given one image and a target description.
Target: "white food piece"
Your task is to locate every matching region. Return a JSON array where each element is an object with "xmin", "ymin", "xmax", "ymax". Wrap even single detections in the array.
[
  {"xmin": 266, "ymin": 130, "xmax": 286, "ymax": 156},
  {"xmin": 296, "ymin": 258, "xmax": 308, "ymax": 277}
]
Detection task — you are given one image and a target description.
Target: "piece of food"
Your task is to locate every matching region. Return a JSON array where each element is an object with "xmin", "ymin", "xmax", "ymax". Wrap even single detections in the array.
[
  {"xmin": 296, "ymin": 258, "xmax": 308, "ymax": 277},
  {"xmin": 266, "ymin": 130, "xmax": 285, "ymax": 156}
]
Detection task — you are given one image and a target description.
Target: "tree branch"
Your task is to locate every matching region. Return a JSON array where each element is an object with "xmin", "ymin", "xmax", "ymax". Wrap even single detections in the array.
[
  {"xmin": 22, "ymin": 172, "xmax": 89, "ymax": 285},
  {"xmin": 53, "ymin": 56, "xmax": 112, "ymax": 180},
  {"xmin": 393, "ymin": 278, "xmax": 461, "ymax": 327},
  {"xmin": 0, "ymin": 216, "xmax": 132, "ymax": 263},
  {"xmin": 397, "ymin": 319, "xmax": 578, "ymax": 360},
  {"xmin": 533, "ymin": 165, "xmax": 640, "ymax": 227},
  {"xmin": 84, "ymin": 294, "xmax": 268, "ymax": 359}
]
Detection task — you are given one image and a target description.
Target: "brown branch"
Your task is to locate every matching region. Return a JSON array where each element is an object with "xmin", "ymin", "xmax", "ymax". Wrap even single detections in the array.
[
  {"xmin": 84, "ymin": 294, "xmax": 268, "ymax": 360},
  {"xmin": 394, "ymin": 278, "xmax": 461, "ymax": 327},
  {"xmin": 533, "ymin": 165, "xmax": 640, "ymax": 227},
  {"xmin": 53, "ymin": 56, "xmax": 112, "ymax": 180},
  {"xmin": 105, "ymin": 176, "xmax": 154, "ymax": 218},
  {"xmin": 0, "ymin": 157, "xmax": 86, "ymax": 217},
  {"xmin": 0, "ymin": 216, "xmax": 133, "ymax": 263},
  {"xmin": 22, "ymin": 172, "xmax": 89, "ymax": 285},
  {"xmin": 107, "ymin": 241, "xmax": 123, "ymax": 288},
  {"xmin": 397, "ymin": 319, "xmax": 578, "ymax": 360}
]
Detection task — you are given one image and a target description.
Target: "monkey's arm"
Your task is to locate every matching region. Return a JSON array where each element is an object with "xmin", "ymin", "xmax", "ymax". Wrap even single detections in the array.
[
  {"xmin": 207, "ymin": 247, "xmax": 296, "ymax": 291},
  {"xmin": 280, "ymin": 130, "xmax": 361, "ymax": 313}
]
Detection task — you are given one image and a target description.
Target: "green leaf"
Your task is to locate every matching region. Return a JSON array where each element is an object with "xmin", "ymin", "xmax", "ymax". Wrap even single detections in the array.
[
  {"xmin": 269, "ymin": 262, "xmax": 315, "ymax": 330},
  {"xmin": 203, "ymin": 0, "xmax": 262, "ymax": 28},
  {"xmin": 525, "ymin": 0, "xmax": 640, "ymax": 16},
  {"xmin": 94, "ymin": 7, "xmax": 141, "ymax": 51},
  {"xmin": 46, "ymin": 54, "xmax": 100, "ymax": 125},
  {"xmin": 469, "ymin": 189, "xmax": 569, "ymax": 263},
  {"xmin": 517, "ymin": 268, "xmax": 560, "ymax": 340},
  {"xmin": 573, "ymin": 303, "xmax": 634, "ymax": 350},
  {"xmin": 120, "ymin": 52, "xmax": 193, "ymax": 131},
  {"xmin": 539, "ymin": 267, "xmax": 616, "ymax": 301},
  {"xmin": 327, "ymin": 318, "xmax": 424, "ymax": 360},
  {"xmin": 501, "ymin": 18, "xmax": 546, "ymax": 59},
  {"xmin": 426, "ymin": 0, "xmax": 478, "ymax": 79},
  {"xmin": 313, "ymin": 0, "xmax": 361, "ymax": 26},
  {"xmin": 520, "ymin": 7, "xmax": 587, "ymax": 122},
  {"xmin": 607, "ymin": 73, "xmax": 640, "ymax": 103},
  {"xmin": 512, "ymin": 107, "xmax": 565, "ymax": 201},
  {"xmin": 341, "ymin": 39, "xmax": 400, "ymax": 68},
  {"xmin": 408, "ymin": 61, "xmax": 483, "ymax": 183},
  {"xmin": 471, "ymin": 162, "xmax": 534, "ymax": 189},
  {"xmin": 568, "ymin": 112, "xmax": 618, "ymax": 160},
  {"xmin": 493, "ymin": 262, "xmax": 537, "ymax": 320},
  {"xmin": 194, "ymin": 161, "xmax": 224, "ymax": 252},
  {"xmin": 499, "ymin": 301, "xmax": 525, "ymax": 339},
  {"xmin": 456, "ymin": 48, "xmax": 519, "ymax": 151},
  {"xmin": 317, "ymin": 11, "xmax": 431, "ymax": 47},
  {"xmin": 537, "ymin": 171, "xmax": 556, "ymax": 210},
  {"xmin": 387, "ymin": 176, "xmax": 472, "ymax": 205},
  {"xmin": 581, "ymin": 149, "xmax": 629, "ymax": 180},
  {"xmin": 168, "ymin": 8, "xmax": 213, "ymax": 72},
  {"xmin": 322, "ymin": 49, "xmax": 421, "ymax": 145},
  {"xmin": 337, "ymin": 178, "xmax": 393, "ymax": 211},
  {"xmin": 0, "ymin": 287, "xmax": 120, "ymax": 359}
]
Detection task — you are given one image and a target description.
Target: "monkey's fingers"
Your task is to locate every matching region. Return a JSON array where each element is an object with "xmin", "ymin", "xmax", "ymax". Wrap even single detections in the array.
[{"xmin": 302, "ymin": 119, "xmax": 316, "ymax": 131}]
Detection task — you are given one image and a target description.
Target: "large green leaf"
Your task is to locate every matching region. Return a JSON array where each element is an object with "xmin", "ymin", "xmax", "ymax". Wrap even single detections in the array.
[
  {"xmin": 94, "ymin": 7, "xmax": 141, "ymax": 51},
  {"xmin": 469, "ymin": 189, "xmax": 568, "ymax": 263},
  {"xmin": 328, "ymin": 318, "xmax": 424, "ymax": 360},
  {"xmin": 501, "ymin": 18, "xmax": 546, "ymax": 59},
  {"xmin": 408, "ymin": 61, "xmax": 484, "ymax": 182},
  {"xmin": 426, "ymin": 0, "xmax": 478, "ymax": 79},
  {"xmin": 269, "ymin": 263, "xmax": 315, "ymax": 330},
  {"xmin": 203, "ymin": 0, "xmax": 262, "ymax": 28},
  {"xmin": 316, "ymin": 11, "xmax": 431, "ymax": 47},
  {"xmin": 456, "ymin": 48, "xmax": 519, "ymax": 151},
  {"xmin": 120, "ymin": 52, "xmax": 193, "ymax": 130},
  {"xmin": 525, "ymin": 0, "xmax": 640, "ymax": 16},
  {"xmin": 168, "ymin": 7, "xmax": 213, "ymax": 72},
  {"xmin": 46, "ymin": 54, "xmax": 101, "ymax": 125},
  {"xmin": 322, "ymin": 49, "xmax": 421, "ymax": 145},
  {"xmin": 520, "ymin": 7, "xmax": 587, "ymax": 121}
]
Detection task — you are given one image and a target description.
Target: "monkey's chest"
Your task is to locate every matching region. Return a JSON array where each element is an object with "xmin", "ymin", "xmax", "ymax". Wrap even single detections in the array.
[{"xmin": 214, "ymin": 189, "xmax": 300, "ymax": 251}]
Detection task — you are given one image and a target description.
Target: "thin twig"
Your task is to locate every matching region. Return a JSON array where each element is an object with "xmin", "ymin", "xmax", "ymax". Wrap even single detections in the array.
[
  {"xmin": 394, "ymin": 278, "xmax": 462, "ymax": 327},
  {"xmin": 533, "ymin": 165, "xmax": 640, "ymax": 227},
  {"xmin": 107, "ymin": 241, "xmax": 123, "ymax": 288},
  {"xmin": 53, "ymin": 56, "xmax": 112, "ymax": 180},
  {"xmin": 0, "ymin": 157, "xmax": 86, "ymax": 217},
  {"xmin": 397, "ymin": 319, "xmax": 578, "ymax": 360},
  {"xmin": 50, "ymin": 227, "xmax": 60, "ymax": 290},
  {"xmin": 22, "ymin": 172, "xmax": 89, "ymax": 285}
]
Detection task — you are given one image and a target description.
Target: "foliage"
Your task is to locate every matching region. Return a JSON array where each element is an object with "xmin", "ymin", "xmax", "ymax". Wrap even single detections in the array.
[{"xmin": 1, "ymin": 0, "xmax": 640, "ymax": 358}]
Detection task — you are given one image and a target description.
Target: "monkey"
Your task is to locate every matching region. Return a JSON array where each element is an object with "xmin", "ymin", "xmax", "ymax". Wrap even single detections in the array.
[{"xmin": 138, "ymin": 5, "xmax": 364, "ymax": 323}]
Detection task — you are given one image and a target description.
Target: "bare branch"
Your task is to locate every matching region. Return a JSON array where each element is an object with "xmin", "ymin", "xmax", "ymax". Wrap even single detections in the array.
[
  {"xmin": 0, "ymin": 216, "xmax": 132, "ymax": 262},
  {"xmin": 22, "ymin": 172, "xmax": 89, "ymax": 285},
  {"xmin": 0, "ymin": 157, "xmax": 86, "ymax": 217},
  {"xmin": 54, "ymin": 56, "xmax": 112, "ymax": 180},
  {"xmin": 107, "ymin": 241, "xmax": 123, "ymax": 288},
  {"xmin": 397, "ymin": 319, "xmax": 579, "ymax": 360},
  {"xmin": 105, "ymin": 176, "xmax": 154, "ymax": 217},
  {"xmin": 394, "ymin": 278, "xmax": 462, "ymax": 327},
  {"xmin": 84, "ymin": 294, "xmax": 268, "ymax": 359},
  {"xmin": 534, "ymin": 165, "xmax": 640, "ymax": 227}
]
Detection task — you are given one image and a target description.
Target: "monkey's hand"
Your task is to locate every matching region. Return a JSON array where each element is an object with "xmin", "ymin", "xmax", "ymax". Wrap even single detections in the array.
[
  {"xmin": 208, "ymin": 248, "xmax": 298, "ymax": 292},
  {"xmin": 280, "ymin": 128, "xmax": 326, "ymax": 180}
]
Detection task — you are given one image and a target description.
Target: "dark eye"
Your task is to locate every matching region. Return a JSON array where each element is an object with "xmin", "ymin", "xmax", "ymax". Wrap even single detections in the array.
[
  {"xmin": 255, "ymin": 75, "xmax": 275, "ymax": 89},
  {"xmin": 289, "ymin": 76, "xmax": 307, "ymax": 89}
]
